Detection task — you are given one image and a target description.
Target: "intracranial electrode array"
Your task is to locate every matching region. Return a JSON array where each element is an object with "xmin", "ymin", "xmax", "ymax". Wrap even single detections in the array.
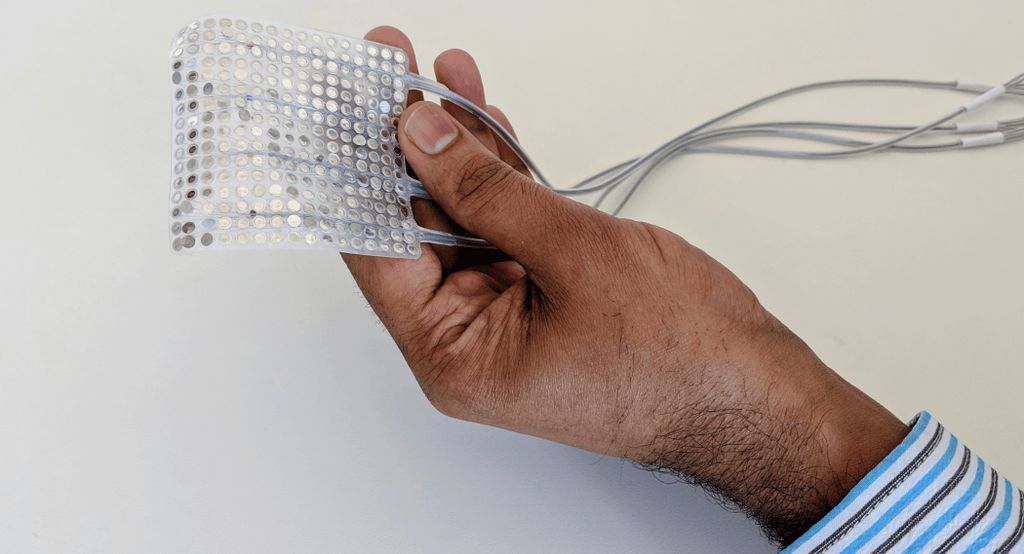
[
  {"xmin": 170, "ymin": 17, "xmax": 1024, "ymax": 260},
  {"xmin": 169, "ymin": 16, "xmax": 428, "ymax": 258}
]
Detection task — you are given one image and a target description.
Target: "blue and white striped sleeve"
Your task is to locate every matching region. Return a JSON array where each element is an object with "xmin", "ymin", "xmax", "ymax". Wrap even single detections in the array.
[{"xmin": 784, "ymin": 412, "xmax": 1024, "ymax": 553}]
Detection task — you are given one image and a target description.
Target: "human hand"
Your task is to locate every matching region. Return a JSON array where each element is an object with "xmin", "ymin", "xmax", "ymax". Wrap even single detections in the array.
[{"xmin": 342, "ymin": 27, "xmax": 908, "ymax": 545}]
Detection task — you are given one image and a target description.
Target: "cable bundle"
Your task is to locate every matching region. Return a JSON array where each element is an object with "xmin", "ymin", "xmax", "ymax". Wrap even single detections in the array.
[{"xmin": 414, "ymin": 76, "xmax": 1024, "ymax": 216}]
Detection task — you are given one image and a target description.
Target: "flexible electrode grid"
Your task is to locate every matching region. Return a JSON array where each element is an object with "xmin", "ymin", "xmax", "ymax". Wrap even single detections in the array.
[{"xmin": 169, "ymin": 16, "xmax": 1024, "ymax": 257}]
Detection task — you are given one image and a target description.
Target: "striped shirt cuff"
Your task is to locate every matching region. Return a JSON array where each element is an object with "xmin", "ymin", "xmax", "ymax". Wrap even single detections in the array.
[{"xmin": 784, "ymin": 411, "xmax": 1024, "ymax": 553}]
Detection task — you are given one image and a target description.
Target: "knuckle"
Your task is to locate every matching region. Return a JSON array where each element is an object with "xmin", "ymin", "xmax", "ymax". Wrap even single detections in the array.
[
  {"xmin": 568, "ymin": 220, "xmax": 682, "ymax": 298},
  {"xmin": 536, "ymin": 212, "xmax": 622, "ymax": 294},
  {"xmin": 450, "ymin": 154, "xmax": 517, "ymax": 219},
  {"xmin": 637, "ymin": 222, "xmax": 680, "ymax": 266},
  {"xmin": 574, "ymin": 215, "xmax": 627, "ymax": 262}
]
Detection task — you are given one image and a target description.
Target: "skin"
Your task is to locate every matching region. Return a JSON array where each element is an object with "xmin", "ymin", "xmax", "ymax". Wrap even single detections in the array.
[{"xmin": 342, "ymin": 26, "xmax": 909, "ymax": 545}]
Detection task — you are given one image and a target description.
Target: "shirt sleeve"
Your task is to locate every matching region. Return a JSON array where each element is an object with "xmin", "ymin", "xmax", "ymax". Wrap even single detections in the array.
[{"xmin": 784, "ymin": 411, "xmax": 1024, "ymax": 553}]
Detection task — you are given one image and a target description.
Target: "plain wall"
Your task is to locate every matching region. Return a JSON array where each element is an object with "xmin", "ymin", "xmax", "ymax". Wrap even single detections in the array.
[{"xmin": 3, "ymin": 0, "xmax": 1023, "ymax": 551}]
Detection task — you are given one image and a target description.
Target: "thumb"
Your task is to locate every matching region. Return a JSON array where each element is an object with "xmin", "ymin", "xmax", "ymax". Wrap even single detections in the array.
[{"xmin": 398, "ymin": 101, "xmax": 599, "ymax": 272}]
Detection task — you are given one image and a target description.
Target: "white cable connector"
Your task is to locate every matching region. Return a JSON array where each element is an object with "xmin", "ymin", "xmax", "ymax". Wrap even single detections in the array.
[
  {"xmin": 956, "ymin": 121, "xmax": 1000, "ymax": 133},
  {"xmin": 956, "ymin": 80, "xmax": 1000, "ymax": 93},
  {"xmin": 962, "ymin": 85, "xmax": 1007, "ymax": 112},
  {"xmin": 961, "ymin": 132, "xmax": 1006, "ymax": 148}
]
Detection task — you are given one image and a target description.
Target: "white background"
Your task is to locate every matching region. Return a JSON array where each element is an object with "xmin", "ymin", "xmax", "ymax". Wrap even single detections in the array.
[{"xmin": 3, "ymin": 0, "xmax": 1024, "ymax": 552}]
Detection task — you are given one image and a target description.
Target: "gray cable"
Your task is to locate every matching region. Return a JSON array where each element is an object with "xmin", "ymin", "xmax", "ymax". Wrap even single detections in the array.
[
  {"xmin": 410, "ymin": 74, "xmax": 1024, "ymax": 215},
  {"xmin": 606, "ymin": 129, "xmax": 1024, "ymax": 215}
]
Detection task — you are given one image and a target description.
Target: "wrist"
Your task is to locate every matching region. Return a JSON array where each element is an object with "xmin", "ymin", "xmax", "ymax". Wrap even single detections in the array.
[
  {"xmin": 635, "ymin": 326, "xmax": 907, "ymax": 545},
  {"xmin": 813, "ymin": 378, "xmax": 910, "ymax": 507},
  {"xmin": 762, "ymin": 373, "xmax": 908, "ymax": 545}
]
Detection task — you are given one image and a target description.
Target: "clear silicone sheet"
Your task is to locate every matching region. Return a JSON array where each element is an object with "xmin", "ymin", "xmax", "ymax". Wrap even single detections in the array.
[{"xmin": 168, "ymin": 16, "xmax": 451, "ymax": 259}]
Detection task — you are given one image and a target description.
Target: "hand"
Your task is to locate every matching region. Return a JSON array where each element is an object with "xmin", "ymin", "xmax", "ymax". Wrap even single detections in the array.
[{"xmin": 342, "ymin": 27, "xmax": 908, "ymax": 545}]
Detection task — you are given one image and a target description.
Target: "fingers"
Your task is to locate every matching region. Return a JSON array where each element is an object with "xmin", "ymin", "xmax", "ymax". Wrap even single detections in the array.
[
  {"xmin": 434, "ymin": 50, "xmax": 529, "ymax": 175},
  {"xmin": 428, "ymin": 52, "xmax": 528, "ymax": 266},
  {"xmin": 424, "ymin": 49, "xmax": 528, "ymax": 266},
  {"xmin": 341, "ymin": 27, "xmax": 439, "ymax": 337},
  {"xmin": 434, "ymin": 49, "xmax": 493, "ymax": 142},
  {"xmin": 399, "ymin": 101, "xmax": 602, "ymax": 273},
  {"xmin": 484, "ymin": 105, "xmax": 530, "ymax": 175}
]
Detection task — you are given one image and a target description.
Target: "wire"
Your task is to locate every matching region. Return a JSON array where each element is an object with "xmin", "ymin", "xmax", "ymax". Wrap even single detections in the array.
[
  {"xmin": 412, "ymin": 75, "xmax": 1023, "ymax": 193},
  {"xmin": 408, "ymin": 73, "xmax": 1024, "ymax": 227},
  {"xmin": 578, "ymin": 75, "xmax": 1021, "ymax": 194},
  {"xmin": 578, "ymin": 122, "xmax": 977, "ymax": 206},
  {"xmin": 606, "ymin": 128, "xmax": 1024, "ymax": 215},
  {"xmin": 420, "ymin": 228, "xmax": 494, "ymax": 249}
]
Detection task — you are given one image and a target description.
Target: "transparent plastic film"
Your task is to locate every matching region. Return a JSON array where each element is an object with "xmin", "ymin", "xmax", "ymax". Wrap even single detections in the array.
[{"xmin": 168, "ymin": 16, "xmax": 476, "ymax": 258}]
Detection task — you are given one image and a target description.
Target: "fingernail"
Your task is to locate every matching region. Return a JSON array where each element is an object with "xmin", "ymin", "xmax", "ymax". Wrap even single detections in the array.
[{"xmin": 404, "ymin": 103, "xmax": 458, "ymax": 154}]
